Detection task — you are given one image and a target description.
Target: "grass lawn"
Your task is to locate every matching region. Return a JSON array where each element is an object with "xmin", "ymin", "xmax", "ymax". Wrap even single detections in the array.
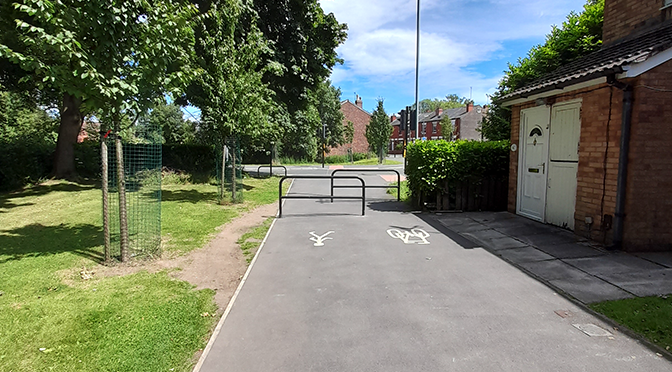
[
  {"xmin": 0, "ymin": 176, "xmax": 283, "ymax": 371},
  {"xmin": 268, "ymin": 158, "xmax": 402, "ymax": 166},
  {"xmin": 590, "ymin": 295, "xmax": 672, "ymax": 352},
  {"xmin": 387, "ymin": 180, "xmax": 411, "ymax": 203}
]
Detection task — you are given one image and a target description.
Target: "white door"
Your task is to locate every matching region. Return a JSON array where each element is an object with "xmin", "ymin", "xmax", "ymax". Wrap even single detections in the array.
[
  {"xmin": 546, "ymin": 101, "xmax": 581, "ymax": 229},
  {"xmin": 517, "ymin": 106, "xmax": 550, "ymax": 222}
]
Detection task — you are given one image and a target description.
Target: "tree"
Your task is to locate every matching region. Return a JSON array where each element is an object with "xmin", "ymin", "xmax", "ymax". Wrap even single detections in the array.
[
  {"xmin": 252, "ymin": 0, "xmax": 348, "ymax": 112},
  {"xmin": 419, "ymin": 95, "xmax": 470, "ymax": 112},
  {"xmin": 365, "ymin": 99, "xmax": 392, "ymax": 164},
  {"xmin": 440, "ymin": 115, "xmax": 454, "ymax": 140},
  {"xmin": 314, "ymin": 79, "xmax": 345, "ymax": 153},
  {"xmin": 487, "ymin": 0, "xmax": 603, "ymax": 140},
  {"xmin": 142, "ymin": 101, "xmax": 195, "ymax": 145}
]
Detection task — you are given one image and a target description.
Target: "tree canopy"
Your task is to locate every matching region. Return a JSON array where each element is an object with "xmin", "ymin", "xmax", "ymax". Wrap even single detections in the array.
[
  {"xmin": 483, "ymin": 0, "xmax": 604, "ymax": 140},
  {"xmin": 419, "ymin": 94, "xmax": 472, "ymax": 113},
  {"xmin": 365, "ymin": 99, "xmax": 392, "ymax": 164}
]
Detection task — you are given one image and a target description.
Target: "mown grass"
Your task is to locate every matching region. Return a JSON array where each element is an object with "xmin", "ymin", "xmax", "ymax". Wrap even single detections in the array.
[
  {"xmin": 272, "ymin": 157, "xmax": 402, "ymax": 166},
  {"xmin": 590, "ymin": 295, "xmax": 672, "ymax": 352},
  {"xmin": 0, "ymin": 176, "xmax": 283, "ymax": 371}
]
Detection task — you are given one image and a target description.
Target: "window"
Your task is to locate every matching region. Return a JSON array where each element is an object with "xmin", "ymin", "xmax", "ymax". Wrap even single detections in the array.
[
  {"xmin": 432, "ymin": 122, "xmax": 437, "ymax": 134},
  {"xmin": 665, "ymin": 0, "xmax": 672, "ymax": 7},
  {"xmin": 421, "ymin": 123, "xmax": 426, "ymax": 135}
]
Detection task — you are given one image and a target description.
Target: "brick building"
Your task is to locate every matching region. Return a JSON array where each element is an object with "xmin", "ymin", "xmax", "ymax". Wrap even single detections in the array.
[
  {"xmin": 500, "ymin": 0, "xmax": 672, "ymax": 251},
  {"xmin": 330, "ymin": 96, "xmax": 371, "ymax": 156},
  {"xmin": 388, "ymin": 103, "xmax": 486, "ymax": 154}
]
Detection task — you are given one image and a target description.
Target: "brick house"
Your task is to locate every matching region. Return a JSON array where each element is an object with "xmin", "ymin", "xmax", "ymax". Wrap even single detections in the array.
[
  {"xmin": 388, "ymin": 103, "xmax": 486, "ymax": 154},
  {"xmin": 330, "ymin": 96, "xmax": 371, "ymax": 156},
  {"xmin": 500, "ymin": 0, "xmax": 672, "ymax": 251}
]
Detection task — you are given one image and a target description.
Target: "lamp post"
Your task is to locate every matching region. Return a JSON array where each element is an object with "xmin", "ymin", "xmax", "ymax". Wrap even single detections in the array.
[{"xmin": 414, "ymin": 0, "xmax": 420, "ymax": 140}]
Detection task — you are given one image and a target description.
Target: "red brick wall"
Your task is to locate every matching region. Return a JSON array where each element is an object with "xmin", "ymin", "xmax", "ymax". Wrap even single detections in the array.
[
  {"xmin": 603, "ymin": 0, "xmax": 666, "ymax": 45},
  {"xmin": 330, "ymin": 100, "xmax": 371, "ymax": 156},
  {"xmin": 623, "ymin": 59, "xmax": 672, "ymax": 250}
]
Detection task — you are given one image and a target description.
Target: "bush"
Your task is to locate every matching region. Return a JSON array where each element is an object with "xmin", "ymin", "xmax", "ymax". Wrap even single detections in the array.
[
  {"xmin": 406, "ymin": 139, "xmax": 510, "ymax": 196},
  {"xmin": 162, "ymin": 144, "xmax": 217, "ymax": 175},
  {"xmin": 0, "ymin": 138, "xmax": 54, "ymax": 191}
]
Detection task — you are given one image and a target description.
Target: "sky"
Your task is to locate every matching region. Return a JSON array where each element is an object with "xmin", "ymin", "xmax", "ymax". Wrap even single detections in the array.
[{"xmin": 319, "ymin": 0, "xmax": 589, "ymax": 114}]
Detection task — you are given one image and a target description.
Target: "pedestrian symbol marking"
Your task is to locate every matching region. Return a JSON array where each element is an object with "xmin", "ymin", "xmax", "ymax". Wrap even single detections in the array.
[
  {"xmin": 387, "ymin": 229, "xmax": 430, "ymax": 245},
  {"xmin": 309, "ymin": 231, "xmax": 334, "ymax": 246}
]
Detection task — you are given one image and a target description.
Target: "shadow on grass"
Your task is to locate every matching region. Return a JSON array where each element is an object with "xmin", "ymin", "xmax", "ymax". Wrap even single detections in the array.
[
  {"xmin": 0, "ymin": 223, "xmax": 104, "ymax": 264},
  {"xmin": 161, "ymin": 189, "xmax": 219, "ymax": 203},
  {"xmin": 0, "ymin": 180, "xmax": 99, "ymax": 213}
]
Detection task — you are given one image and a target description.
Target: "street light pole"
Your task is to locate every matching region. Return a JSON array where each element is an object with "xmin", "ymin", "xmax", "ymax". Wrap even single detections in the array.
[{"xmin": 414, "ymin": 0, "xmax": 420, "ymax": 140}]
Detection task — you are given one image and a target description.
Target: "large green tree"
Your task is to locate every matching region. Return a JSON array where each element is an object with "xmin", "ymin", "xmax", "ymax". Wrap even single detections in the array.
[
  {"xmin": 484, "ymin": 0, "xmax": 604, "ymax": 140},
  {"xmin": 366, "ymin": 99, "xmax": 392, "ymax": 164},
  {"xmin": 252, "ymin": 0, "xmax": 348, "ymax": 112},
  {"xmin": 141, "ymin": 101, "xmax": 195, "ymax": 145},
  {"xmin": 1, "ymin": 0, "xmax": 195, "ymax": 180}
]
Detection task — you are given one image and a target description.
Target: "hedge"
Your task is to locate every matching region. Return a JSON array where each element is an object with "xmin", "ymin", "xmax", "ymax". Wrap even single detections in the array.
[{"xmin": 405, "ymin": 139, "xmax": 510, "ymax": 196}]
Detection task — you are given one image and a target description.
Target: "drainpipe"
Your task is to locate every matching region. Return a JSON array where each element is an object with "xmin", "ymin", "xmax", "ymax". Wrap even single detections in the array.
[{"xmin": 607, "ymin": 75, "xmax": 633, "ymax": 250}]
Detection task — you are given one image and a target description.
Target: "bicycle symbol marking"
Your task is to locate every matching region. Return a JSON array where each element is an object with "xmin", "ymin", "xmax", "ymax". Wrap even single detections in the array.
[
  {"xmin": 386, "ymin": 228, "xmax": 430, "ymax": 245},
  {"xmin": 309, "ymin": 231, "xmax": 334, "ymax": 246}
]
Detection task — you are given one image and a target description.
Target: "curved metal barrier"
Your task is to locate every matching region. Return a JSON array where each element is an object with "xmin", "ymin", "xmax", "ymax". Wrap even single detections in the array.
[
  {"xmin": 331, "ymin": 169, "xmax": 401, "ymax": 201},
  {"xmin": 257, "ymin": 165, "xmax": 287, "ymax": 178},
  {"xmin": 279, "ymin": 175, "xmax": 365, "ymax": 217}
]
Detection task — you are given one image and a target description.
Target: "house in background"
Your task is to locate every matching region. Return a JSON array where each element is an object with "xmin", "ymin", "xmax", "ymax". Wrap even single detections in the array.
[
  {"xmin": 500, "ymin": 0, "xmax": 672, "ymax": 251},
  {"xmin": 330, "ymin": 95, "xmax": 371, "ymax": 156},
  {"xmin": 388, "ymin": 103, "xmax": 486, "ymax": 154}
]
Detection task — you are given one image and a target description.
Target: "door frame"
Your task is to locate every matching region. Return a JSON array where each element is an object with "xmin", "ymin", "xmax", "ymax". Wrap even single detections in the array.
[{"xmin": 516, "ymin": 105, "xmax": 551, "ymax": 222}]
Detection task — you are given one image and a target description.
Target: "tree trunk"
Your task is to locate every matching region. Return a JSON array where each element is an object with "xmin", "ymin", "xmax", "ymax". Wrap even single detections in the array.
[
  {"xmin": 114, "ymin": 116, "xmax": 130, "ymax": 262},
  {"xmin": 101, "ymin": 136, "xmax": 111, "ymax": 264},
  {"xmin": 53, "ymin": 93, "xmax": 83, "ymax": 179}
]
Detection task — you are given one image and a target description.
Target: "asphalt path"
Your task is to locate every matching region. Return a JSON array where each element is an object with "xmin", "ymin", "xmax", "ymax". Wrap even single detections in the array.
[{"xmin": 197, "ymin": 167, "xmax": 671, "ymax": 371}]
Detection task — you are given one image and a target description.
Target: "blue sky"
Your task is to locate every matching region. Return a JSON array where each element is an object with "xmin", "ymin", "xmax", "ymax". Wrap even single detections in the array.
[{"xmin": 320, "ymin": 0, "xmax": 589, "ymax": 114}]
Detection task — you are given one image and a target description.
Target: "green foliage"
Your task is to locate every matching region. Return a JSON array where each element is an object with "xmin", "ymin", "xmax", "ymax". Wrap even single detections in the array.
[
  {"xmin": 591, "ymin": 295, "xmax": 672, "ymax": 352},
  {"xmin": 440, "ymin": 115, "xmax": 454, "ymax": 140},
  {"xmin": 252, "ymin": 0, "xmax": 348, "ymax": 111},
  {"xmin": 184, "ymin": 0, "xmax": 275, "ymax": 148},
  {"xmin": 419, "ymin": 94, "xmax": 471, "ymax": 112},
  {"xmin": 162, "ymin": 144, "xmax": 218, "ymax": 176},
  {"xmin": 141, "ymin": 101, "xmax": 195, "ymax": 145},
  {"xmin": 365, "ymin": 99, "xmax": 392, "ymax": 164},
  {"xmin": 487, "ymin": 0, "xmax": 604, "ymax": 140},
  {"xmin": 344, "ymin": 120, "xmax": 354, "ymax": 144},
  {"xmin": 314, "ymin": 79, "xmax": 346, "ymax": 150},
  {"xmin": 405, "ymin": 139, "xmax": 510, "ymax": 195}
]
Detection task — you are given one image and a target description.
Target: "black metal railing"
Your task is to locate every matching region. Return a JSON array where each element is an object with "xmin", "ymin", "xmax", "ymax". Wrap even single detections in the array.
[
  {"xmin": 330, "ymin": 169, "xmax": 401, "ymax": 201},
  {"xmin": 257, "ymin": 165, "xmax": 287, "ymax": 178},
  {"xmin": 279, "ymin": 175, "xmax": 365, "ymax": 217}
]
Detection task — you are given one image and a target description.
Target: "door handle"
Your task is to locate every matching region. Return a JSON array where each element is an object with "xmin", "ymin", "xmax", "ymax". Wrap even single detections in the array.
[{"xmin": 541, "ymin": 162, "xmax": 545, "ymax": 174}]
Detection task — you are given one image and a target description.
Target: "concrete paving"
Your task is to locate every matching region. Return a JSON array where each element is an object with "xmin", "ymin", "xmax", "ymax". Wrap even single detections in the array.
[
  {"xmin": 196, "ymin": 169, "xmax": 672, "ymax": 371},
  {"xmin": 426, "ymin": 211, "xmax": 672, "ymax": 303}
]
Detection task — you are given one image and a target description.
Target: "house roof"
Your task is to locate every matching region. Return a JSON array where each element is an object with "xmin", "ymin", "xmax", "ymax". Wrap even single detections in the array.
[
  {"xmin": 391, "ymin": 106, "xmax": 482, "ymax": 126},
  {"xmin": 340, "ymin": 99, "xmax": 371, "ymax": 116},
  {"xmin": 501, "ymin": 21, "xmax": 672, "ymax": 102}
]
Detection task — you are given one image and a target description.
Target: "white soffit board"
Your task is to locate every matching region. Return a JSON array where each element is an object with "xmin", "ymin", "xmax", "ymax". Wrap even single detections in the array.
[
  {"xmin": 501, "ymin": 77, "xmax": 607, "ymax": 107},
  {"xmin": 618, "ymin": 47, "xmax": 672, "ymax": 78}
]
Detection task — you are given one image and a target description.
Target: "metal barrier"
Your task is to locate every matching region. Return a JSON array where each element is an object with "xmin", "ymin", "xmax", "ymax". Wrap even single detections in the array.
[
  {"xmin": 279, "ymin": 175, "xmax": 365, "ymax": 217},
  {"xmin": 257, "ymin": 165, "xmax": 287, "ymax": 177},
  {"xmin": 331, "ymin": 169, "xmax": 401, "ymax": 201}
]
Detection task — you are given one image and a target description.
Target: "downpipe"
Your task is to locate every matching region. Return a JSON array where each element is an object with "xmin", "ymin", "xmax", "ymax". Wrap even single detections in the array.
[{"xmin": 608, "ymin": 75, "xmax": 633, "ymax": 250}]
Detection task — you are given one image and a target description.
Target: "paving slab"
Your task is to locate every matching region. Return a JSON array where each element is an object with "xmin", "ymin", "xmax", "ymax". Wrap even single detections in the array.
[
  {"xmin": 564, "ymin": 254, "xmax": 667, "ymax": 276},
  {"xmin": 518, "ymin": 259, "xmax": 590, "ymax": 281},
  {"xmin": 635, "ymin": 252, "xmax": 672, "ymax": 268},
  {"xmin": 548, "ymin": 276, "xmax": 634, "ymax": 303},
  {"xmin": 197, "ymin": 173, "xmax": 672, "ymax": 372},
  {"xmin": 536, "ymin": 242, "xmax": 606, "ymax": 259},
  {"xmin": 461, "ymin": 228, "xmax": 509, "ymax": 246},
  {"xmin": 595, "ymin": 269, "xmax": 672, "ymax": 297},
  {"xmin": 496, "ymin": 247, "xmax": 555, "ymax": 263}
]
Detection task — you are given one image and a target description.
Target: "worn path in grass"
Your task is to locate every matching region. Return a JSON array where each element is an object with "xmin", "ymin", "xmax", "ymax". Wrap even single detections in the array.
[{"xmin": 197, "ymin": 169, "xmax": 672, "ymax": 371}]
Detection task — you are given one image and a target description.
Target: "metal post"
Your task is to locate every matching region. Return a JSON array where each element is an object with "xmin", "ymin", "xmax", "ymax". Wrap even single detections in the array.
[
  {"xmin": 270, "ymin": 141, "xmax": 274, "ymax": 177},
  {"xmin": 279, "ymin": 177, "xmax": 283, "ymax": 217},
  {"xmin": 414, "ymin": 0, "xmax": 420, "ymax": 140},
  {"xmin": 322, "ymin": 123, "xmax": 326, "ymax": 168}
]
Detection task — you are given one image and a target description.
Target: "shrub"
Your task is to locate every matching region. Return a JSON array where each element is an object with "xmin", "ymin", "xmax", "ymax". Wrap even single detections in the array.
[
  {"xmin": 405, "ymin": 139, "xmax": 510, "ymax": 196},
  {"xmin": 0, "ymin": 138, "xmax": 54, "ymax": 191}
]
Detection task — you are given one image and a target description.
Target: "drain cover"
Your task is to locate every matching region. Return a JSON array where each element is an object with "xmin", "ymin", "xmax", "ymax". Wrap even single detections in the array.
[{"xmin": 572, "ymin": 323, "xmax": 613, "ymax": 337}]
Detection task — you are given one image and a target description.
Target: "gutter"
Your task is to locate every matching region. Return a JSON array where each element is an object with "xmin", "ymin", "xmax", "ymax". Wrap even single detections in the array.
[{"xmin": 606, "ymin": 74, "xmax": 634, "ymax": 250}]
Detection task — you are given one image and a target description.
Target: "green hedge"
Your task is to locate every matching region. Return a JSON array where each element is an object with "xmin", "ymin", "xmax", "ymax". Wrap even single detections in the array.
[{"xmin": 405, "ymin": 139, "xmax": 510, "ymax": 195}]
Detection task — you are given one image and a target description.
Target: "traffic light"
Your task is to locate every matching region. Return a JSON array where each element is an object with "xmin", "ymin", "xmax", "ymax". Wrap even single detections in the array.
[
  {"xmin": 409, "ymin": 108, "xmax": 417, "ymax": 132},
  {"xmin": 400, "ymin": 109, "xmax": 407, "ymax": 131}
]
